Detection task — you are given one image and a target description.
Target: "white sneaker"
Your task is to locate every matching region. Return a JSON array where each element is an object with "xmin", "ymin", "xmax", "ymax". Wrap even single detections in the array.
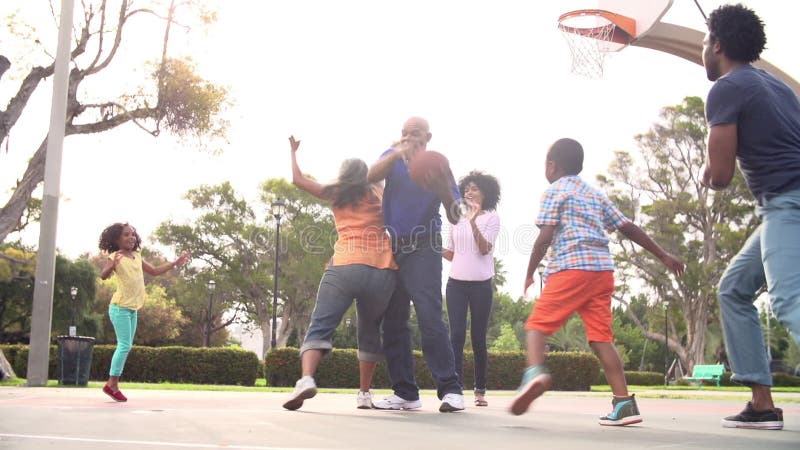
[
  {"xmin": 282, "ymin": 376, "xmax": 317, "ymax": 411},
  {"xmin": 439, "ymin": 393, "xmax": 465, "ymax": 412},
  {"xmin": 357, "ymin": 391, "xmax": 373, "ymax": 409},
  {"xmin": 372, "ymin": 394, "xmax": 422, "ymax": 410}
]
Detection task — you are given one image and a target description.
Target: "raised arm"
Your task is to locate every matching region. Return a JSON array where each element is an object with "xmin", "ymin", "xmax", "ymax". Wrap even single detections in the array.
[
  {"xmin": 367, "ymin": 145, "xmax": 403, "ymax": 183},
  {"xmin": 142, "ymin": 251, "xmax": 191, "ymax": 276},
  {"xmin": 289, "ymin": 136, "xmax": 327, "ymax": 200}
]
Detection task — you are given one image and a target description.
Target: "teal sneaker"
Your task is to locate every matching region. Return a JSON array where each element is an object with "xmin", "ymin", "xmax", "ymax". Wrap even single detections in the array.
[
  {"xmin": 599, "ymin": 394, "xmax": 643, "ymax": 426},
  {"xmin": 509, "ymin": 365, "xmax": 552, "ymax": 416}
]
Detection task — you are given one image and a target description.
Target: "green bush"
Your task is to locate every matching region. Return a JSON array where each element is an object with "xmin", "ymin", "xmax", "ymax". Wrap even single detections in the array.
[
  {"xmin": 596, "ymin": 370, "xmax": 663, "ymax": 386},
  {"xmin": 1, "ymin": 344, "xmax": 260, "ymax": 386},
  {"xmin": 265, "ymin": 348, "xmax": 600, "ymax": 391}
]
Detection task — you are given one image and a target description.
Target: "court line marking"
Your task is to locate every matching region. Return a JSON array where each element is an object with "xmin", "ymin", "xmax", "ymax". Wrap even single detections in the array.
[{"xmin": 0, "ymin": 434, "xmax": 330, "ymax": 450}]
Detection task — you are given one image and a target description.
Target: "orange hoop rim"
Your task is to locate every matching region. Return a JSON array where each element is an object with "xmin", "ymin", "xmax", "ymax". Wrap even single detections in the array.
[{"xmin": 558, "ymin": 9, "xmax": 636, "ymax": 46}]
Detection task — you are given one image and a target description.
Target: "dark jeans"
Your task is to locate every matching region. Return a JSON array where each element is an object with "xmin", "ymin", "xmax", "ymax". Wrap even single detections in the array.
[
  {"xmin": 446, "ymin": 277, "xmax": 493, "ymax": 393},
  {"xmin": 382, "ymin": 234, "xmax": 462, "ymax": 400}
]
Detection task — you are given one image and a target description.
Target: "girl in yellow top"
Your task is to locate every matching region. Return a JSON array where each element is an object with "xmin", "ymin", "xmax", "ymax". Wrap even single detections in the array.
[
  {"xmin": 98, "ymin": 223, "xmax": 190, "ymax": 401},
  {"xmin": 282, "ymin": 136, "xmax": 398, "ymax": 411}
]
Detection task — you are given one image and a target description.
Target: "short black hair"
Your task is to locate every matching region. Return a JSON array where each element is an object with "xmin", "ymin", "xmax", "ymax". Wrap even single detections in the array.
[
  {"xmin": 707, "ymin": 4, "xmax": 766, "ymax": 63},
  {"xmin": 547, "ymin": 138, "xmax": 583, "ymax": 175},
  {"xmin": 98, "ymin": 222, "xmax": 141, "ymax": 253},
  {"xmin": 458, "ymin": 170, "xmax": 501, "ymax": 210}
]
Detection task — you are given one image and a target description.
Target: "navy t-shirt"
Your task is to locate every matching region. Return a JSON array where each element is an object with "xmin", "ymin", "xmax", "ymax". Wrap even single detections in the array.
[
  {"xmin": 705, "ymin": 65, "xmax": 800, "ymax": 200},
  {"xmin": 380, "ymin": 148, "xmax": 461, "ymax": 239}
]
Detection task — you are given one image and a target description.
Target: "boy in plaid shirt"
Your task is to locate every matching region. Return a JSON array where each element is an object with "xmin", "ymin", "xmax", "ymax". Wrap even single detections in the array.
[{"xmin": 510, "ymin": 138, "xmax": 684, "ymax": 425}]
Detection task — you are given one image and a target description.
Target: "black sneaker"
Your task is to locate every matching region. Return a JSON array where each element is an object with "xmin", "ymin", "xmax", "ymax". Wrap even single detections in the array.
[
  {"xmin": 721, "ymin": 402, "xmax": 783, "ymax": 430},
  {"xmin": 599, "ymin": 394, "xmax": 642, "ymax": 426}
]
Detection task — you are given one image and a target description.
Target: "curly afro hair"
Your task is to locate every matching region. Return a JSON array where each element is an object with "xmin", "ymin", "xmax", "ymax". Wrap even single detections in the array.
[
  {"xmin": 458, "ymin": 170, "xmax": 501, "ymax": 211},
  {"xmin": 98, "ymin": 222, "xmax": 141, "ymax": 253},
  {"xmin": 707, "ymin": 4, "xmax": 766, "ymax": 63}
]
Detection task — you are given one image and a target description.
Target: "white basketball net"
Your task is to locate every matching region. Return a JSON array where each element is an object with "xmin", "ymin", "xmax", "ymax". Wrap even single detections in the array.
[{"xmin": 558, "ymin": 15, "xmax": 617, "ymax": 79}]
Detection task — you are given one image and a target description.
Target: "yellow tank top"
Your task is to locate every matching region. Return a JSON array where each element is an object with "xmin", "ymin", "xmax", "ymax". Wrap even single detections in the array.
[{"xmin": 109, "ymin": 251, "xmax": 147, "ymax": 310}]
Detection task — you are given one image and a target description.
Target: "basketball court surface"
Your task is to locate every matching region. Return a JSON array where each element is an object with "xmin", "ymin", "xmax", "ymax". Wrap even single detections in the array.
[{"xmin": 1, "ymin": 387, "xmax": 798, "ymax": 450}]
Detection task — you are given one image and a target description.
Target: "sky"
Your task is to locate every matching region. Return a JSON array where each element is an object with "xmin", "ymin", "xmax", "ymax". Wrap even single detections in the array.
[{"xmin": 1, "ymin": 0, "xmax": 799, "ymax": 299}]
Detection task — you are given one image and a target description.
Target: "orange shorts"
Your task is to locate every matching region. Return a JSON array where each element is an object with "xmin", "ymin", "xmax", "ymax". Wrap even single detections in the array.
[{"xmin": 524, "ymin": 269, "xmax": 615, "ymax": 343}]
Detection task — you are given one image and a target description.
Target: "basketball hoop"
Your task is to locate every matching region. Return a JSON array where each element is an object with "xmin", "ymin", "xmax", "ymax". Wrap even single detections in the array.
[{"xmin": 558, "ymin": 9, "xmax": 635, "ymax": 79}]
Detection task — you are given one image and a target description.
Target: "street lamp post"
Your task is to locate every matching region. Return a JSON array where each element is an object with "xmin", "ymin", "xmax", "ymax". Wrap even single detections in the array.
[
  {"xmin": 537, "ymin": 263, "xmax": 545, "ymax": 296},
  {"xmin": 664, "ymin": 300, "xmax": 670, "ymax": 386},
  {"xmin": 345, "ymin": 317, "xmax": 352, "ymax": 348},
  {"xmin": 271, "ymin": 199, "xmax": 286, "ymax": 351},
  {"xmin": 69, "ymin": 286, "xmax": 78, "ymax": 337},
  {"xmin": 206, "ymin": 280, "xmax": 216, "ymax": 347}
]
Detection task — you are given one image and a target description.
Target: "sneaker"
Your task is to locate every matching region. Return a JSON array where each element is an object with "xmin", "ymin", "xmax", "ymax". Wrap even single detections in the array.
[
  {"xmin": 357, "ymin": 391, "xmax": 373, "ymax": 409},
  {"xmin": 282, "ymin": 376, "xmax": 317, "ymax": 411},
  {"xmin": 721, "ymin": 402, "xmax": 783, "ymax": 430},
  {"xmin": 509, "ymin": 365, "xmax": 552, "ymax": 416},
  {"xmin": 439, "ymin": 393, "xmax": 465, "ymax": 412},
  {"xmin": 372, "ymin": 394, "xmax": 422, "ymax": 410},
  {"xmin": 599, "ymin": 394, "xmax": 643, "ymax": 426}
]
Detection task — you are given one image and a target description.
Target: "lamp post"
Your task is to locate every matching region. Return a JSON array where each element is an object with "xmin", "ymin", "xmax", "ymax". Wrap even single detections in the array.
[
  {"xmin": 271, "ymin": 199, "xmax": 286, "ymax": 350},
  {"xmin": 69, "ymin": 286, "xmax": 78, "ymax": 337},
  {"xmin": 664, "ymin": 300, "xmax": 670, "ymax": 386},
  {"xmin": 536, "ymin": 263, "xmax": 545, "ymax": 296},
  {"xmin": 206, "ymin": 280, "xmax": 216, "ymax": 347},
  {"xmin": 345, "ymin": 317, "xmax": 352, "ymax": 348}
]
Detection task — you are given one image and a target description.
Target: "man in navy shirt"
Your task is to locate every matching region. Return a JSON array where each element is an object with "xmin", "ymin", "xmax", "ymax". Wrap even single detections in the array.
[
  {"xmin": 367, "ymin": 116, "xmax": 465, "ymax": 412},
  {"xmin": 702, "ymin": 4, "xmax": 800, "ymax": 431}
]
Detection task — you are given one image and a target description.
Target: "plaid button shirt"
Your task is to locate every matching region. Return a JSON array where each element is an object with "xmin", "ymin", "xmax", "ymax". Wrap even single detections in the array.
[{"xmin": 535, "ymin": 175, "xmax": 628, "ymax": 280}]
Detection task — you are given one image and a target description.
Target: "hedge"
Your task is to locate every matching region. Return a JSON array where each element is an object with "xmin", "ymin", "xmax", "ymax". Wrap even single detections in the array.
[
  {"xmin": 265, "ymin": 348, "xmax": 600, "ymax": 391},
  {"xmin": 0, "ymin": 344, "xmax": 260, "ymax": 386}
]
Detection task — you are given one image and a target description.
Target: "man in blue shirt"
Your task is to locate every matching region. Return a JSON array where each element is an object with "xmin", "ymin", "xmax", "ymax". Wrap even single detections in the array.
[
  {"xmin": 702, "ymin": 4, "xmax": 800, "ymax": 431},
  {"xmin": 367, "ymin": 116, "xmax": 465, "ymax": 412}
]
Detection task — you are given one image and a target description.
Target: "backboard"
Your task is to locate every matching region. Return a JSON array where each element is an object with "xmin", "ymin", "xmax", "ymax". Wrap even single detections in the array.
[{"xmin": 597, "ymin": 0, "xmax": 674, "ymax": 46}]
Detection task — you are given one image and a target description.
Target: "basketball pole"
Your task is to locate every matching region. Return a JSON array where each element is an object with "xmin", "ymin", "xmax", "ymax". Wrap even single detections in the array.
[{"xmin": 26, "ymin": 0, "xmax": 74, "ymax": 387}]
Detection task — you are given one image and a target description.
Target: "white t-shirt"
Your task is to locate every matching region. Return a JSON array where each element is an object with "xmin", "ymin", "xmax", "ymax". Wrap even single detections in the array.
[{"xmin": 444, "ymin": 211, "xmax": 500, "ymax": 281}]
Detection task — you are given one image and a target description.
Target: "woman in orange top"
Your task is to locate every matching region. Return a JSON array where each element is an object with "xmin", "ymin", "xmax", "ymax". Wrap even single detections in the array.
[{"xmin": 282, "ymin": 136, "xmax": 398, "ymax": 411}]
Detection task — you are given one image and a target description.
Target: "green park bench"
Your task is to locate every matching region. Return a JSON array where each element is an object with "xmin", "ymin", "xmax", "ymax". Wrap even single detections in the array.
[{"xmin": 684, "ymin": 364, "xmax": 725, "ymax": 388}]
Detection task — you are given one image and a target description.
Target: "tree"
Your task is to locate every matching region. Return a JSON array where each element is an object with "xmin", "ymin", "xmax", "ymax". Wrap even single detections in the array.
[
  {"xmin": 0, "ymin": 0, "xmax": 227, "ymax": 243},
  {"xmin": 153, "ymin": 182, "xmax": 267, "ymax": 348},
  {"xmin": 0, "ymin": 248, "xmax": 96, "ymax": 342},
  {"xmin": 490, "ymin": 323, "xmax": 521, "ymax": 351},
  {"xmin": 154, "ymin": 179, "xmax": 335, "ymax": 355},
  {"xmin": 486, "ymin": 292, "xmax": 530, "ymax": 350},
  {"xmin": 131, "ymin": 284, "xmax": 188, "ymax": 345},
  {"xmin": 597, "ymin": 96, "xmax": 757, "ymax": 371},
  {"xmin": 259, "ymin": 179, "xmax": 335, "ymax": 349}
]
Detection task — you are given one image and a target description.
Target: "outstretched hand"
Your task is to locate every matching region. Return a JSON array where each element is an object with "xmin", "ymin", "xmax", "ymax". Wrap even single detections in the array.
[
  {"xmin": 174, "ymin": 251, "xmax": 191, "ymax": 268},
  {"xmin": 289, "ymin": 135, "xmax": 301, "ymax": 153},
  {"xmin": 660, "ymin": 253, "xmax": 685, "ymax": 277}
]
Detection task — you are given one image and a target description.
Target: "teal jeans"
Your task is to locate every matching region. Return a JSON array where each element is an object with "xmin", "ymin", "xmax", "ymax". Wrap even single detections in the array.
[
  {"xmin": 108, "ymin": 304, "xmax": 138, "ymax": 377},
  {"xmin": 718, "ymin": 190, "xmax": 800, "ymax": 386}
]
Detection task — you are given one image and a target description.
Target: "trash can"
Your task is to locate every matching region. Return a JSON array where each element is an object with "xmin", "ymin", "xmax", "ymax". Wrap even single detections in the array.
[{"xmin": 56, "ymin": 336, "xmax": 95, "ymax": 386}]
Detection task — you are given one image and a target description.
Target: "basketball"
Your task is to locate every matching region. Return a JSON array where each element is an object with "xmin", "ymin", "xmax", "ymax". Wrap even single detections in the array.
[{"xmin": 407, "ymin": 151, "xmax": 450, "ymax": 190}]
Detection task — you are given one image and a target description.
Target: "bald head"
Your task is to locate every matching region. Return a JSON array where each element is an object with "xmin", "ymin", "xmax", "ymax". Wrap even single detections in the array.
[
  {"xmin": 401, "ymin": 116, "xmax": 432, "ymax": 152},
  {"xmin": 403, "ymin": 116, "xmax": 430, "ymax": 134}
]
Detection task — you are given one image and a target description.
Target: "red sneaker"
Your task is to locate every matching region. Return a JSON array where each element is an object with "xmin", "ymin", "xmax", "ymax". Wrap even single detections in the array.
[{"xmin": 102, "ymin": 385, "xmax": 128, "ymax": 402}]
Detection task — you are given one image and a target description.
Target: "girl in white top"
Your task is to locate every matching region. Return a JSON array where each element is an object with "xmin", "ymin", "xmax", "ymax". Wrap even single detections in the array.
[{"xmin": 442, "ymin": 171, "xmax": 501, "ymax": 407}]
